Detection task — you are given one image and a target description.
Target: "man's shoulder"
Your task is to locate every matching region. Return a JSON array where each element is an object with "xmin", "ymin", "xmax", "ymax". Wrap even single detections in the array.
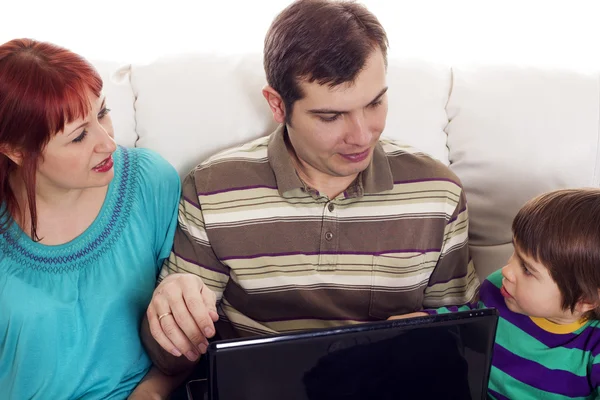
[
  {"xmin": 198, "ymin": 135, "xmax": 271, "ymax": 169},
  {"xmin": 184, "ymin": 135, "xmax": 276, "ymax": 196},
  {"xmin": 379, "ymin": 138, "xmax": 463, "ymax": 188}
]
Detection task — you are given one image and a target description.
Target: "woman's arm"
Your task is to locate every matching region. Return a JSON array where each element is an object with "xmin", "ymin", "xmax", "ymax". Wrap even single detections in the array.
[{"xmin": 128, "ymin": 366, "xmax": 189, "ymax": 400}]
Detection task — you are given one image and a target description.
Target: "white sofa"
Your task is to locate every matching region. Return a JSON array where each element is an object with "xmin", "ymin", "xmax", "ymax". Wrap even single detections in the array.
[{"xmin": 95, "ymin": 54, "xmax": 600, "ymax": 280}]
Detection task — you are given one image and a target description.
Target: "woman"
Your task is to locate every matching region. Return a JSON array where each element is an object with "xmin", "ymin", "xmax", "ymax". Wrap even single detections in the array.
[{"xmin": 0, "ymin": 39, "xmax": 182, "ymax": 399}]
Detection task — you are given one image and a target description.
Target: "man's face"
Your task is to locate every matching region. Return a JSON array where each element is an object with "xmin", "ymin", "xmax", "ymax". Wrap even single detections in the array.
[{"xmin": 285, "ymin": 48, "xmax": 388, "ymax": 184}]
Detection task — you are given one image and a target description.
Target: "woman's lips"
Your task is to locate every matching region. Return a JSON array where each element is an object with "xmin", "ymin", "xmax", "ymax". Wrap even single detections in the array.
[{"xmin": 92, "ymin": 155, "xmax": 114, "ymax": 173}]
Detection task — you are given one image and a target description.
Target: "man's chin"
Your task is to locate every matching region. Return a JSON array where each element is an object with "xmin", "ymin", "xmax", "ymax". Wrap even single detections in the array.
[{"xmin": 331, "ymin": 167, "xmax": 368, "ymax": 179}]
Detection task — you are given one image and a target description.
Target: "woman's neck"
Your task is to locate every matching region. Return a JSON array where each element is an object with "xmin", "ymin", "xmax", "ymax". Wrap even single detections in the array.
[{"xmin": 9, "ymin": 172, "xmax": 108, "ymax": 244}]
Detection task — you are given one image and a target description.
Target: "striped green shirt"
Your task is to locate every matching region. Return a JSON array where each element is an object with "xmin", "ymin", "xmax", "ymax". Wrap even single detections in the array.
[
  {"xmin": 431, "ymin": 270, "xmax": 600, "ymax": 399},
  {"xmin": 160, "ymin": 126, "xmax": 479, "ymax": 338}
]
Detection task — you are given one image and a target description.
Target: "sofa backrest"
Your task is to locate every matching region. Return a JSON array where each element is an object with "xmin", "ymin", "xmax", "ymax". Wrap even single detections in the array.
[{"xmin": 93, "ymin": 55, "xmax": 600, "ymax": 280}]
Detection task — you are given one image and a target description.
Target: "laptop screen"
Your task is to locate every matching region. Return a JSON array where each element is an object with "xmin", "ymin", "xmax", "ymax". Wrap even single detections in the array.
[{"xmin": 206, "ymin": 309, "xmax": 498, "ymax": 400}]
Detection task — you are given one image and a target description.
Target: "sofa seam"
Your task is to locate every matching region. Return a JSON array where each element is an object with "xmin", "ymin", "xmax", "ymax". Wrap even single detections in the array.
[
  {"xmin": 127, "ymin": 64, "xmax": 141, "ymax": 148},
  {"xmin": 444, "ymin": 66, "xmax": 455, "ymax": 165}
]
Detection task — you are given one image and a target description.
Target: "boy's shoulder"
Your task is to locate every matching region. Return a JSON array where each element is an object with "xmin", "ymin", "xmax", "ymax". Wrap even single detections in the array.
[
  {"xmin": 484, "ymin": 270, "xmax": 503, "ymax": 289},
  {"xmin": 582, "ymin": 320, "xmax": 600, "ymax": 345}
]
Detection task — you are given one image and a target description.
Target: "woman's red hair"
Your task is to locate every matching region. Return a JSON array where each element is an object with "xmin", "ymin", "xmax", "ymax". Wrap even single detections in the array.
[{"xmin": 0, "ymin": 38, "xmax": 103, "ymax": 240}]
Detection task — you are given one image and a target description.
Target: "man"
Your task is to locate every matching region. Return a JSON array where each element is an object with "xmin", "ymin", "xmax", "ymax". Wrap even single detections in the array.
[{"xmin": 142, "ymin": 0, "xmax": 479, "ymax": 373}]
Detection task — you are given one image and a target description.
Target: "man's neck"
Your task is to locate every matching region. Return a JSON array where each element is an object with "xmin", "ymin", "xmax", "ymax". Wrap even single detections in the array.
[{"xmin": 292, "ymin": 157, "xmax": 358, "ymax": 199}]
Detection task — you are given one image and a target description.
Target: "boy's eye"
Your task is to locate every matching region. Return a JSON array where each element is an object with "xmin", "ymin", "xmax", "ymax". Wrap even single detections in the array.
[
  {"xmin": 521, "ymin": 263, "xmax": 532, "ymax": 276},
  {"xmin": 72, "ymin": 130, "xmax": 87, "ymax": 143}
]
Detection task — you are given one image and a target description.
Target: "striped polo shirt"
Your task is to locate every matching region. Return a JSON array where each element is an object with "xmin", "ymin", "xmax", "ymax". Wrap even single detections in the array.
[
  {"xmin": 160, "ymin": 125, "xmax": 479, "ymax": 338},
  {"xmin": 431, "ymin": 270, "xmax": 600, "ymax": 399}
]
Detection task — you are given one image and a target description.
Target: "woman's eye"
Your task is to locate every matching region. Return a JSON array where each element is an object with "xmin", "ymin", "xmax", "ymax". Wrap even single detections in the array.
[
  {"xmin": 98, "ymin": 107, "xmax": 111, "ymax": 119},
  {"xmin": 72, "ymin": 130, "xmax": 87, "ymax": 143}
]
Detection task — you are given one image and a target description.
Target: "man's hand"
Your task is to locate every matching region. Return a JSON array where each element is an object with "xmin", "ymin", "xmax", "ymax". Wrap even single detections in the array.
[
  {"xmin": 387, "ymin": 312, "xmax": 428, "ymax": 320},
  {"xmin": 147, "ymin": 273, "xmax": 219, "ymax": 361}
]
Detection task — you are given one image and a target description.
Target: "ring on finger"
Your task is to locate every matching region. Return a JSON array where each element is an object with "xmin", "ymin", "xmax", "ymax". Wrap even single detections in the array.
[{"xmin": 158, "ymin": 312, "xmax": 173, "ymax": 322}]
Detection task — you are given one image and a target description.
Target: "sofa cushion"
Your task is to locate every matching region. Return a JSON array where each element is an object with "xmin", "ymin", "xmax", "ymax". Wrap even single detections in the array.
[
  {"xmin": 384, "ymin": 58, "xmax": 451, "ymax": 164},
  {"xmin": 446, "ymin": 65, "xmax": 600, "ymax": 278},
  {"xmin": 130, "ymin": 54, "xmax": 452, "ymax": 176},
  {"xmin": 130, "ymin": 53, "xmax": 276, "ymax": 176},
  {"xmin": 92, "ymin": 61, "xmax": 137, "ymax": 148}
]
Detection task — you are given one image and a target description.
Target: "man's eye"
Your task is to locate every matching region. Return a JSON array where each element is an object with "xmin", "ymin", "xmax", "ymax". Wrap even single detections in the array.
[{"xmin": 319, "ymin": 114, "xmax": 339, "ymax": 123}]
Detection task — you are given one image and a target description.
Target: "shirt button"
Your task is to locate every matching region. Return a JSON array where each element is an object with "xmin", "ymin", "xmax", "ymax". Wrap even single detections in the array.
[
  {"xmin": 328, "ymin": 203, "xmax": 335, "ymax": 212},
  {"xmin": 325, "ymin": 232, "xmax": 333, "ymax": 241}
]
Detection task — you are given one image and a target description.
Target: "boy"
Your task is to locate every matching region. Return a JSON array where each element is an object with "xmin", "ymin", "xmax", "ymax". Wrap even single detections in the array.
[{"xmin": 396, "ymin": 189, "xmax": 600, "ymax": 399}]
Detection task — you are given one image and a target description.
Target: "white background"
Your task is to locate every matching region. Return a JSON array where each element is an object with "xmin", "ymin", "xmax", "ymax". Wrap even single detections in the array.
[{"xmin": 2, "ymin": 0, "xmax": 600, "ymax": 68}]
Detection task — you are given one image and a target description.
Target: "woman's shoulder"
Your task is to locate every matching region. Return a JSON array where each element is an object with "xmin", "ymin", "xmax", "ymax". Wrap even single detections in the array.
[
  {"xmin": 118, "ymin": 147, "xmax": 180, "ymax": 190},
  {"xmin": 122, "ymin": 147, "xmax": 177, "ymax": 176}
]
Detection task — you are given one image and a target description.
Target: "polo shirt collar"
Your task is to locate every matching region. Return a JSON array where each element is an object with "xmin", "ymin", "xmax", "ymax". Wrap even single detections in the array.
[{"xmin": 268, "ymin": 125, "xmax": 393, "ymax": 198}]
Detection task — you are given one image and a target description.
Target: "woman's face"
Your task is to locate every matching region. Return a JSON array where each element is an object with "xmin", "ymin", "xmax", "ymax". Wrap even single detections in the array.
[{"xmin": 36, "ymin": 93, "xmax": 117, "ymax": 193}]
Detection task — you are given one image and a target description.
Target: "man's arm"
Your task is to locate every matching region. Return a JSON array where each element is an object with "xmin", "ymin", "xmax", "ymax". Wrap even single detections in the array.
[
  {"xmin": 423, "ymin": 187, "xmax": 480, "ymax": 308},
  {"xmin": 142, "ymin": 171, "xmax": 231, "ymax": 371}
]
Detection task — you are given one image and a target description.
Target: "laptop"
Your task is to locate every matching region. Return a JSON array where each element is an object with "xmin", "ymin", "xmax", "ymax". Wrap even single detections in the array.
[{"xmin": 187, "ymin": 308, "xmax": 498, "ymax": 400}]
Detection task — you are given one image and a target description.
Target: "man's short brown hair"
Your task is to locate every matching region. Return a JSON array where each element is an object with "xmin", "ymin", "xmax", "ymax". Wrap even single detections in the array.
[
  {"xmin": 512, "ymin": 188, "xmax": 600, "ymax": 320},
  {"xmin": 264, "ymin": 0, "xmax": 388, "ymax": 123}
]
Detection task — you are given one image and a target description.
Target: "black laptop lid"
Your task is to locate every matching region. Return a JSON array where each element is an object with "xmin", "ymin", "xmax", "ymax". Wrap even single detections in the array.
[{"xmin": 207, "ymin": 309, "xmax": 498, "ymax": 400}]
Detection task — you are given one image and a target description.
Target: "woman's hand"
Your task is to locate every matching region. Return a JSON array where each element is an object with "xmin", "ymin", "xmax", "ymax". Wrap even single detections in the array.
[{"xmin": 147, "ymin": 273, "xmax": 219, "ymax": 361}]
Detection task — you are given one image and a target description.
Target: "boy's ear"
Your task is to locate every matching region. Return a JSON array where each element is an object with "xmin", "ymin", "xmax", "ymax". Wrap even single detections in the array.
[{"xmin": 575, "ymin": 297, "xmax": 598, "ymax": 315}]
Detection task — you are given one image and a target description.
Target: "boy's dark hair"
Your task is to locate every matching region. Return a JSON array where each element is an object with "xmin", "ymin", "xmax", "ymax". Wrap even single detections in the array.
[
  {"xmin": 264, "ymin": 0, "xmax": 388, "ymax": 124},
  {"xmin": 512, "ymin": 188, "xmax": 600, "ymax": 320}
]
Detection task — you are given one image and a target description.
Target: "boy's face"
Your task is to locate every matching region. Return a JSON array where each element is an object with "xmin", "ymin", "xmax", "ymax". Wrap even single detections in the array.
[{"xmin": 501, "ymin": 245, "xmax": 583, "ymax": 324}]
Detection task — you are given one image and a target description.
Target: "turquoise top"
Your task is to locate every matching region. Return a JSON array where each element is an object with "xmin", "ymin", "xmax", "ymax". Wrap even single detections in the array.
[{"xmin": 0, "ymin": 147, "xmax": 181, "ymax": 399}]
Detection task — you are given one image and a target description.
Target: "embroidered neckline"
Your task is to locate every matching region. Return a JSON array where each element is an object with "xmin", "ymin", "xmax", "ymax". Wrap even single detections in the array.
[{"xmin": 0, "ymin": 146, "xmax": 138, "ymax": 273}]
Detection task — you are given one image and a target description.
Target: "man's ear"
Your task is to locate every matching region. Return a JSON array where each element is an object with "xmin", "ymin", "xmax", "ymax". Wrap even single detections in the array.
[
  {"xmin": 262, "ymin": 85, "xmax": 286, "ymax": 124},
  {"xmin": 0, "ymin": 146, "xmax": 23, "ymax": 166}
]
